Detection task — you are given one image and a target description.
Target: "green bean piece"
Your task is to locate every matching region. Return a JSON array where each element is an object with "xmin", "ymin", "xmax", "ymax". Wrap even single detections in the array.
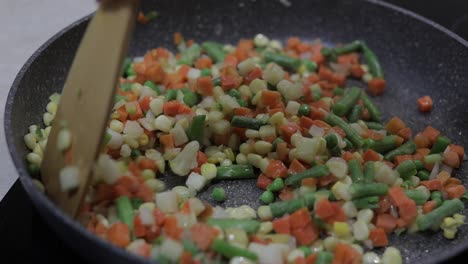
[
  {"xmin": 267, "ymin": 178, "xmax": 284, "ymax": 192},
  {"xmin": 212, "ymin": 187, "xmax": 226, "ymax": 202},
  {"xmin": 413, "ymin": 160, "xmax": 424, "ymax": 170},
  {"xmin": 131, "ymin": 198, "xmax": 144, "ymax": 210},
  {"xmin": 316, "ymin": 251, "xmax": 334, "ymax": 264},
  {"xmin": 231, "ymin": 116, "xmax": 265, "ymax": 130},
  {"xmin": 429, "ymin": 136, "xmax": 451, "ymax": 154},
  {"xmin": 360, "ymin": 91, "xmax": 382, "ymax": 122},
  {"xmin": 201, "ymin": 68, "xmax": 212, "ymax": 76},
  {"xmin": 404, "ymin": 190, "xmax": 427, "ymax": 205},
  {"xmin": 228, "ymin": 89, "xmax": 242, "ymax": 99},
  {"xmin": 362, "ymin": 43, "xmax": 383, "ymax": 78},
  {"xmin": 324, "ymin": 113, "xmax": 364, "ymax": 148},
  {"xmin": 348, "ymin": 159, "xmax": 364, "ymax": 183},
  {"xmin": 424, "ymin": 154, "xmax": 444, "ymax": 164},
  {"xmin": 182, "ymin": 240, "xmax": 200, "ymax": 255},
  {"xmin": 330, "ymin": 40, "xmax": 363, "ymax": 56},
  {"xmin": 363, "ymin": 135, "xmax": 398, "ymax": 153},
  {"xmin": 260, "ymin": 190, "xmax": 275, "ymax": 204},
  {"xmin": 202, "ymin": 41, "xmax": 226, "ymax": 63},
  {"xmin": 125, "ymin": 63, "xmax": 136, "ymax": 77},
  {"xmin": 264, "ymin": 51, "xmax": 302, "ymax": 70},
  {"xmin": 272, "ymin": 137, "xmax": 285, "ymax": 151},
  {"xmin": 396, "ymin": 160, "xmax": 417, "ymax": 178},
  {"xmin": 211, "ymin": 239, "xmax": 257, "ymax": 260},
  {"xmin": 144, "ymin": 80, "xmax": 161, "ymax": 94},
  {"xmin": 344, "ymin": 138, "xmax": 354, "ymax": 150},
  {"xmin": 121, "ymin": 57, "xmax": 132, "ymax": 77},
  {"xmin": 237, "ymin": 98, "xmax": 248, "ymax": 107},
  {"xmin": 417, "ymin": 199, "xmax": 464, "ymax": 231},
  {"xmin": 298, "ymin": 104, "xmax": 311, "ymax": 116},
  {"xmin": 269, "ymin": 193, "xmax": 315, "ymax": 217},
  {"xmin": 384, "ymin": 140, "xmax": 417, "ymax": 161},
  {"xmin": 431, "ymin": 191, "xmax": 444, "ymax": 206},
  {"xmin": 178, "ymin": 44, "xmax": 202, "ymax": 65},
  {"xmin": 324, "ymin": 133, "xmax": 338, "ymax": 149},
  {"xmin": 333, "ymin": 87, "xmax": 345, "ymax": 96},
  {"xmin": 417, "ymin": 170, "xmax": 430, "ymax": 181},
  {"xmin": 363, "ymin": 161, "xmax": 375, "ymax": 183},
  {"xmin": 302, "ymin": 59, "xmax": 317, "ymax": 72},
  {"xmin": 165, "ymin": 89, "xmax": 177, "ymax": 101},
  {"xmin": 348, "ymin": 104, "xmax": 363, "ymax": 123},
  {"xmin": 120, "ymin": 83, "xmax": 132, "ymax": 92},
  {"xmin": 187, "ymin": 115, "xmax": 206, "ymax": 143},
  {"xmin": 364, "ymin": 121, "xmax": 385, "ymax": 130},
  {"xmin": 349, "ymin": 183, "xmax": 389, "ymax": 199},
  {"xmin": 285, "ymin": 165, "xmax": 330, "ymax": 186},
  {"xmin": 212, "ymin": 77, "xmax": 222, "ymax": 86},
  {"xmin": 332, "ymin": 87, "xmax": 362, "ymax": 116},
  {"xmin": 215, "ymin": 165, "xmax": 255, "ymax": 180},
  {"xmin": 353, "ymin": 196, "xmax": 380, "ymax": 209},
  {"xmin": 207, "ymin": 219, "xmax": 260, "ymax": 234},
  {"xmin": 116, "ymin": 196, "xmax": 135, "ymax": 230}
]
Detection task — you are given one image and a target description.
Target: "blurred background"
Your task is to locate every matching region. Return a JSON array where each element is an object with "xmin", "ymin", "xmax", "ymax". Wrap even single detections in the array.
[{"xmin": 0, "ymin": 0, "xmax": 467, "ymax": 262}]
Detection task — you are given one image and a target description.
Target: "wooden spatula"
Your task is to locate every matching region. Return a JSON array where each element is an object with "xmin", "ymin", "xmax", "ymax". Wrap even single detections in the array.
[{"xmin": 41, "ymin": 0, "xmax": 138, "ymax": 218}]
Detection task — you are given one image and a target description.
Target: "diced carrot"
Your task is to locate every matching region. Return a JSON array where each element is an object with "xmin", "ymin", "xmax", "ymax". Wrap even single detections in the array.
[
  {"xmin": 279, "ymin": 187, "xmax": 295, "ymax": 201},
  {"xmin": 395, "ymin": 136, "xmax": 404, "ymax": 147},
  {"xmin": 265, "ymin": 160, "xmax": 288, "ymax": 178},
  {"xmin": 414, "ymin": 133, "xmax": 431, "ymax": 148},
  {"xmin": 397, "ymin": 127, "xmax": 412, "ymax": 141},
  {"xmin": 272, "ymin": 216, "xmax": 291, "ymax": 234},
  {"xmin": 197, "ymin": 151, "xmax": 208, "ymax": 166},
  {"xmin": 445, "ymin": 177, "xmax": 462, "ymax": 187},
  {"xmin": 289, "ymin": 208, "xmax": 312, "ymax": 229},
  {"xmin": 333, "ymin": 243, "xmax": 362, "ymax": 264},
  {"xmin": 107, "ymin": 223, "xmax": 131, "ymax": 248},
  {"xmin": 127, "ymin": 102, "xmax": 144, "ymax": 120},
  {"xmin": 139, "ymin": 96, "xmax": 152, "ymax": 113},
  {"xmin": 376, "ymin": 213, "xmax": 397, "ymax": 233},
  {"xmin": 180, "ymin": 251, "xmax": 194, "ymax": 264},
  {"xmin": 311, "ymin": 53, "xmax": 325, "ymax": 65},
  {"xmin": 159, "ymin": 134, "xmax": 174, "ymax": 150},
  {"xmin": 394, "ymin": 155, "xmax": 413, "ymax": 166},
  {"xmin": 423, "ymin": 200, "xmax": 437, "ymax": 214},
  {"xmin": 337, "ymin": 53, "xmax": 360, "ymax": 65},
  {"xmin": 301, "ymin": 178, "xmax": 318, "ymax": 187},
  {"xmin": 444, "ymin": 151, "xmax": 460, "ymax": 168},
  {"xmin": 318, "ymin": 66, "xmax": 333, "ymax": 81},
  {"xmin": 369, "ymin": 228, "xmax": 389, "ymax": 247},
  {"xmin": 190, "ymin": 223, "xmax": 219, "ymax": 250},
  {"xmin": 300, "ymin": 116, "xmax": 315, "ymax": 130},
  {"xmin": 388, "ymin": 187, "xmax": 408, "ymax": 207},
  {"xmin": 363, "ymin": 149, "xmax": 381, "ymax": 162},
  {"xmin": 342, "ymin": 151, "xmax": 355, "ymax": 162},
  {"xmin": 244, "ymin": 67, "xmax": 263, "ymax": 85},
  {"xmin": 287, "ymin": 37, "xmax": 301, "ymax": 49},
  {"xmin": 257, "ymin": 174, "xmax": 273, "ymax": 190},
  {"xmin": 250, "ymin": 235, "xmax": 271, "ymax": 245},
  {"xmin": 276, "ymin": 142, "xmax": 289, "ymax": 162},
  {"xmin": 292, "ymin": 223, "xmax": 319, "ymax": 246},
  {"xmin": 350, "ymin": 64, "xmax": 365, "ymax": 78},
  {"xmin": 195, "ymin": 57, "xmax": 213, "ymax": 69},
  {"xmin": 446, "ymin": 185, "xmax": 465, "ymax": 199},
  {"xmin": 288, "ymin": 159, "xmax": 307, "ymax": 174},
  {"xmin": 436, "ymin": 171, "xmax": 451, "ymax": 185},
  {"xmin": 368, "ymin": 77, "xmax": 386, "ymax": 96},
  {"xmin": 318, "ymin": 174, "xmax": 338, "ymax": 188},
  {"xmin": 146, "ymin": 63, "xmax": 166, "ymax": 83},
  {"xmin": 376, "ymin": 197, "xmax": 391, "ymax": 214},
  {"xmin": 173, "ymin": 32, "xmax": 183, "ymax": 45},
  {"xmin": 416, "ymin": 148, "xmax": 431, "ymax": 157},
  {"xmin": 331, "ymin": 73, "xmax": 346, "ymax": 86},
  {"xmin": 163, "ymin": 216, "xmax": 183, "ymax": 240},
  {"xmin": 134, "ymin": 215, "xmax": 147, "ymax": 238},
  {"xmin": 312, "ymin": 120, "xmax": 332, "ymax": 129},
  {"xmin": 163, "ymin": 101, "xmax": 181, "ymax": 116},
  {"xmin": 224, "ymin": 54, "xmax": 238, "ymax": 67},
  {"xmin": 178, "ymin": 104, "xmax": 193, "ymax": 114},
  {"xmin": 399, "ymin": 199, "xmax": 417, "ymax": 223},
  {"xmin": 315, "ymin": 199, "xmax": 335, "ymax": 220},
  {"xmin": 234, "ymin": 107, "xmax": 252, "ymax": 117},
  {"xmin": 195, "ymin": 76, "xmax": 214, "ymax": 96},
  {"xmin": 420, "ymin": 179, "xmax": 443, "ymax": 191},
  {"xmin": 422, "ymin": 126, "xmax": 440, "ymax": 143},
  {"xmin": 261, "ymin": 90, "xmax": 282, "ymax": 108},
  {"xmin": 95, "ymin": 184, "xmax": 116, "ymax": 203},
  {"xmin": 280, "ymin": 123, "xmax": 300, "ymax": 143},
  {"xmin": 138, "ymin": 158, "xmax": 158, "ymax": 171},
  {"xmin": 449, "ymin": 144, "xmax": 465, "ymax": 162},
  {"xmin": 417, "ymin": 96, "xmax": 433, "ymax": 112},
  {"xmin": 385, "ymin": 117, "xmax": 406, "ymax": 135},
  {"xmin": 115, "ymin": 106, "xmax": 128, "ymax": 122},
  {"xmin": 305, "ymin": 253, "xmax": 317, "ymax": 264}
]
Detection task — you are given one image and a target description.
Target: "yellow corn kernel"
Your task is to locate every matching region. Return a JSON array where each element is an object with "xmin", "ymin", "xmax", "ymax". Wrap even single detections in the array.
[
  {"xmin": 333, "ymin": 222, "xmax": 351, "ymax": 238},
  {"xmin": 138, "ymin": 134, "xmax": 149, "ymax": 146}
]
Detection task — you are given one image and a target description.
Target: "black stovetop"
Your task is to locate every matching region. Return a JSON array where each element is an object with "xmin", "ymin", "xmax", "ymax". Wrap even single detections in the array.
[{"xmin": 1, "ymin": 1, "xmax": 467, "ymax": 263}]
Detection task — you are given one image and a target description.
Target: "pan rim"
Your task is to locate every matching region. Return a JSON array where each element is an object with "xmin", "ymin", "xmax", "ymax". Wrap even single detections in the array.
[{"xmin": 3, "ymin": 1, "xmax": 467, "ymax": 263}]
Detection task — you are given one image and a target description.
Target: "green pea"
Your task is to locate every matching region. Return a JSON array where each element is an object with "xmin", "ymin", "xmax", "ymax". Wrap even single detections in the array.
[
  {"xmin": 260, "ymin": 190, "xmax": 274, "ymax": 204},
  {"xmin": 298, "ymin": 104, "xmax": 311, "ymax": 116},
  {"xmin": 212, "ymin": 187, "xmax": 227, "ymax": 202},
  {"xmin": 267, "ymin": 178, "xmax": 284, "ymax": 192}
]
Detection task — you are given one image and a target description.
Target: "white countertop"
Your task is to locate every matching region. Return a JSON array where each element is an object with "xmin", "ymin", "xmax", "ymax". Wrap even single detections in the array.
[{"xmin": 0, "ymin": 0, "xmax": 95, "ymax": 200}]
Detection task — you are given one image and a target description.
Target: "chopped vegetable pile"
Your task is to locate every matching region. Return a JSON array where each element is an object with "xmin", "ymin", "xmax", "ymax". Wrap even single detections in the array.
[{"xmin": 25, "ymin": 33, "xmax": 467, "ymax": 264}]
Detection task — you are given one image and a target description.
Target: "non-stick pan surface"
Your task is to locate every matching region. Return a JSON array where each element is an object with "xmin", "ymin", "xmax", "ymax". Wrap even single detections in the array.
[{"xmin": 5, "ymin": 0, "xmax": 468, "ymax": 263}]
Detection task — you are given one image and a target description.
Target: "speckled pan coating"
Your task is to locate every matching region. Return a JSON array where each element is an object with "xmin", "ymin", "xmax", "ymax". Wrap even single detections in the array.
[{"xmin": 4, "ymin": 0, "xmax": 468, "ymax": 263}]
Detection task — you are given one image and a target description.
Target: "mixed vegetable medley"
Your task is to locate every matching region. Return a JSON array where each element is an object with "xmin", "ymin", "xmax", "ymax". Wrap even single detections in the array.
[{"xmin": 25, "ymin": 33, "xmax": 467, "ymax": 264}]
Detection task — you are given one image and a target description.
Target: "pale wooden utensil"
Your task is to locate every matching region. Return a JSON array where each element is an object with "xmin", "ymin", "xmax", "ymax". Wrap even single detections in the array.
[{"xmin": 41, "ymin": 1, "xmax": 137, "ymax": 218}]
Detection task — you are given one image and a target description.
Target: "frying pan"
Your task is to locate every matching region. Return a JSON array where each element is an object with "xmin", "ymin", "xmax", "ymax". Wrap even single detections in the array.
[{"xmin": 4, "ymin": 0, "xmax": 468, "ymax": 263}]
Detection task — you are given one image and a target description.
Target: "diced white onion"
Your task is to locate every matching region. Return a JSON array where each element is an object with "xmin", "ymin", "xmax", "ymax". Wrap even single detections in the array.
[
  {"xmin": 429, "ymin": 162, "xmax": 440, "ymax": 180},
  {"xmin": 123, "ymin": 120, "xmax": 144, "ymax": 138},
  {"xmin": 59, "ymin": 166, "xmax": 80, "ymax": 192},
  {"xmin": 309, "ymin": 125, "xmax": 325, "ymax": 138}
]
